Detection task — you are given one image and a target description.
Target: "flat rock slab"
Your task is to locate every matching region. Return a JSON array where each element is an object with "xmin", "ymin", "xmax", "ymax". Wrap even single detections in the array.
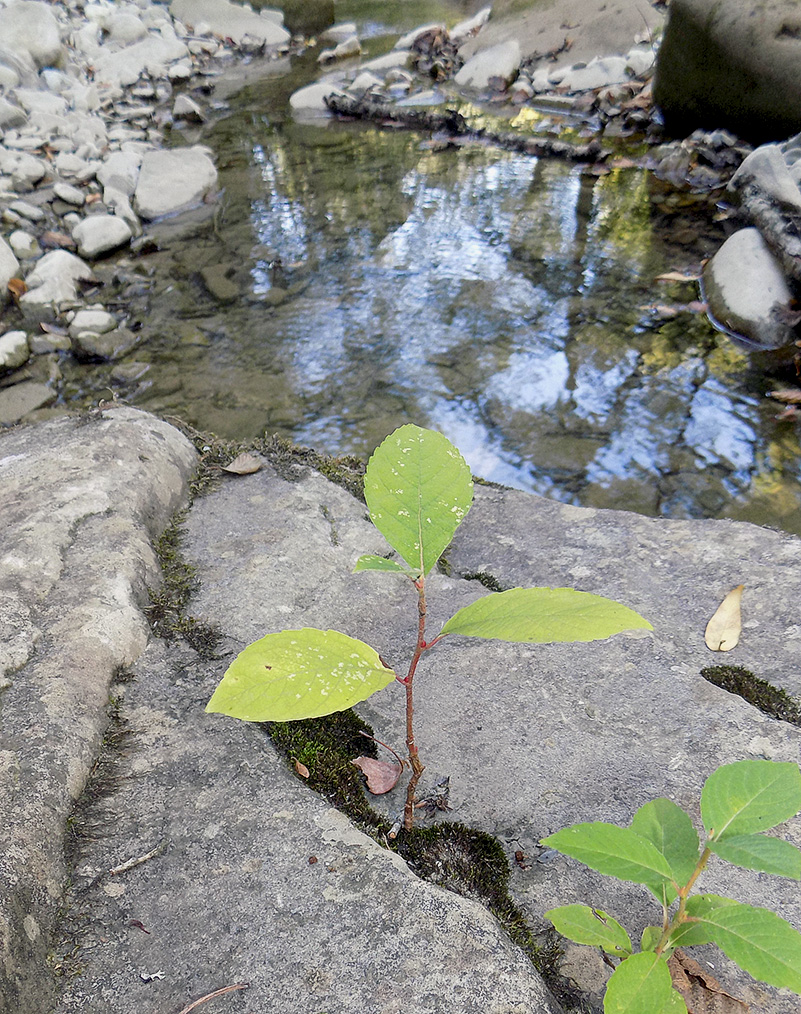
[
  {"xmin": 180, "ymin": 463, "xmax": 801, "ymax": 1012},
  {"xmin": 0, "ymin": 408, "xmax": 197, "ymax": 1014}
]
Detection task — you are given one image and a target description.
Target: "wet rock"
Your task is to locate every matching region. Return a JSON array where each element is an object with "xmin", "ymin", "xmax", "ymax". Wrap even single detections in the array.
[
  {"xmin": 19, "ymin": 250, "xmax": 96, "ymax": 321},
  {"xmin": 321, "ymin": 22, "xmax": 358, "ymax": 45},
  {"xmin": 132, "ymin": 146, "xmax": 217, "ymax": 221},
  {"xmin": 361, "ymin": 50, "xmax": 414, "ymax": 73},
  {"xmin": 0, "ymin": 237, "xmax": 21, "ymax": 301},
  {"xmin": 289, "ymin": 80, "xmax": 346, "ymax": 115},
  {"xmin": 72, "ymin": 326, "xmax": 138, "ymax": 361},
  {"xmin": 348, "ymin": 71, "xmax": 383, "ymax": 96},
  {"xmin": 0, "ymin": 97, "xmax": 26, "ymax": 129},
  {"xmin": 625, "ymin": 45, "xmax": 655, "ymax": 78},
  {"xmin": 168, "ymin": 59, "xmax": 193, "ymax": 82},
  {"xmin": 1, "ymin": 153, "xmax": 46, "ymax": 187},
  {"xmin": 173, "ymin": 93, "xmax": 206, "ymax": 122},
  {"xmin": 169, "ymin": 0, "xmax": 290, "ymax": 47},
  {"xmin": 72, "ymin": 215, "xmax": 133, "ymax": 259},
  {"xmin": 91, "ymin": 31, "xmax": 189, "ymax": 88},
  {"xmin": 0, "ymin": 330, "xmax": 29, "ymax": 370},
  {"xmin": 67, "ymin": 308, "xmax": 116, "ymax": 338},
  {"xmin": 104, "ymin": 11, "xmax": 149, "ymax": 47},
  {"xmin": 200, "ymin": 263, "xmax": 238, "ymax": 302},
  {"xmin": 0, "ymin": 380, "xmax": 55, "ymax": 423},
  {"xmin": 29, "ymin": 329, "xmax": 71, "ymax": 354},
  {"xmin": 703, "ymin": 227, "xmax": 795, "ymax": 350},
  {"xmin": 318, "ymin": 35, "xmax": 361, "ymax": 64},
  {"xmin": 0, "ymin": 1, "xmax": 63, "ymax": 70},
  {"xmin": 110, "ymin": 360, "xmax": 150, "ymax": 383},
  {"xmin": 97, "ymin": 150, "xmax": 142, "ymax": 196},
  {"xmin": 729, "ymin": 144, "xmax": 801, "ymax": 214},
  {"xmin": 451, "ymin": 7, "xmax": 492, "ymax": 43},
  {"xmin": 454, "ymin": 40, "xmax": 521, "ymax": 89},
  {"xmin": 654, "ymin": 0, "xmax": 801, "ymax": 141},
  {"xmin": 394, "ymin": 23, "xmax": 445, "ymax": 50}
]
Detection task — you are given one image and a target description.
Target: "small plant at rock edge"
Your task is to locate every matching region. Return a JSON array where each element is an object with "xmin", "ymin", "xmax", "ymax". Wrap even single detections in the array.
[
  {"xmin": 543, "ymin": 758, "xmax": 801, "ymax": 1013},
  {"xmin": 206, "ymin": 424, "xmax": 651, "ymax": 830}
]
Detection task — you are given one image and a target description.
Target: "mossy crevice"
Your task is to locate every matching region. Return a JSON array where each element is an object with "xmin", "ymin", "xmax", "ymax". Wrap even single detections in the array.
[
  {"xmin": 701, "ymin": 664, "xmax": 801, "ymax": 726},
  {"xmin": 461, "ymin": 570, "xmax": 506, "ymax": 593}
]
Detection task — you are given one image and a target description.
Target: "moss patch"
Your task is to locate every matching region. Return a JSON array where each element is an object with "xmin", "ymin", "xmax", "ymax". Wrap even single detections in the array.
[
  {"xmin": 461, "ymin": 571, "xmax": 506, "ymax": 593},
  {"xmin": 701, "ymin": 664, "xmax": 801, "ymax": 726}
]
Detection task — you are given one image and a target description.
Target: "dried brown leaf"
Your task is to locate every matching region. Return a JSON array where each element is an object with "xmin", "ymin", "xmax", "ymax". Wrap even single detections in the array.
[
  {"xmin": 222, "ymin": 452, "xmax": 262, "ymax": 475},
  {"xmin": 705, "ymin": 585, "xmax": 744, "ymax": 652},
  {"xmin": 7, "ymin": 278, "xmax": 26, "ymax": 301},
  {"xmin": 769, "ymin": 387, "xmax": 801, "ymax": 405},
  {"xmin": 669, "ymin": 950, "xmax": 749, "ymax": 1013},
  {"xmin": 40, "ymin": 230, "xmax": 77, "ymax": 249},
  {"xmin": 294, "ymin": 761, "xmax": 309, "ymax": 779},
  {"xmin": 352, "ymin": 755, "xmax": 401, "ymax": 794}
]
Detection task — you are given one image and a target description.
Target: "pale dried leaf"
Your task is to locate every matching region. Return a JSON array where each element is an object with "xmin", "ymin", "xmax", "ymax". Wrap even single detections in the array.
[
  {"xmin": 769, "ymin": 388, "xmax": 801, "ymax": 405},
  {"xmin": 669, "ymin": 950, "xmax": 749, "ymax": 1013},
  {"xmin": 705, "ymin": 585, "xmax": 744, "ymax": 651},
  {"xmin": 7, "ymin": 278, "xmax": 26, "ymax": 300},
  {"xmin": 294, "ymin": 761, "xmax": 309, "ymax": 779},
  {"xmin": 655, "ymin": 270, "xmax": 700, "ymax": 283},
  {"xmin": 352, "ymin": 755, "xmax": 401, "ymax": 794},
  {"xmin": 222, "ymin": 452, "xmax": 262, "ymax": 475}
]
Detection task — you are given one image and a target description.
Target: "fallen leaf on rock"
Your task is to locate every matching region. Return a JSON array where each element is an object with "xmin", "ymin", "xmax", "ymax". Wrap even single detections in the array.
[
  {"xmin": 705, "ymin": 585, "xmax": 744, "ymax": 651},
  {"xmin": 7, "ymin": 278, "xmax": 26, "ymax": 302},
  {"xmin": 40, "ymin": 322, "xmax": 68, "ymax": 336},
  {"xmin": 769, "ymin": 387, "xmax": 801, "ymax": 405},
  {"xmin": 222, "ymin": 452, "xmax": 262, "ymax": 475},
  {"xmin": 294, "ymin": 760, "xmax": 310, "ymax": 778},
  {"xmin": 352, "ymin": 756, "xmax": 402, "ymax": 794},
  {"xmin": 669, "ymin": 950, "xmax": 749, "ymax": 1013},
  {"xmin": 40, "ymin": 231, "xmax": 76, "ymax": 249},
  {"xmin": 655, "ymin": 270, "xmax": 700, "ymax": 283}
]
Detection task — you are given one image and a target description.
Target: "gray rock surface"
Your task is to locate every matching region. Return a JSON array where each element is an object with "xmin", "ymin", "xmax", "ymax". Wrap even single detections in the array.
[
  {"xmin": 454, "ymin": 40, "xmax": 521, "ymax": 89},
  {"xmin": 0, "ymin": 237, "xmax": 20, "ymax": 302},
  {"xmin": 0, "ymin": 379, "xmax": 55, "ymax": 422},
  {"xmin": 0, "ymin": 329, "xmax": 29, "ymax": 370},
  {"xmin": 179, "ymin": 462, "xmax": 801, "ymax": 1013},
  {"xmin": 654, "ymin": 0, "xmax": 801, "ymax": 140},
  {"xmin": 71, "ymin": 214, "xmax": 133, "ymax": 258},
  {"xmin": 169, "ymin": 0, "xmax": 290, "ymax": 47},
  {"xmin": 133, "ymin": 147, "xmax": 218, "ymax": 220},
  {"xmin": 0, "ymin": 1, "xmax": 63, "ymax": 70},
  {"xmin": 19, "ymin": 249, "xmax": 96, "ymax": 321},
  {"xmin": 0, "ymin": 408, "xmax": 197, "ymax": 1014},
  {"xmin": 702, "ymin": 227, "xmax": 795, "ymax": 350}
]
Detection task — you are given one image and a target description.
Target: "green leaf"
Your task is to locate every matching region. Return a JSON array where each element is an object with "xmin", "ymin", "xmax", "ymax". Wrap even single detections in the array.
[
  {"xmin": 364, "ymin": 424, "xmax": 472, "ymax": 576},
  {"xmin": 670, "ymin": 895, "xmax": 738, "ymax": 948},
  {"xmin": 542, "ymin": 823, "xmax": 673, "ymax": 885},
  {"xmin": 640, "ymin": 925, "xmax": 663, "ymax": 953},
  {"xmin": 353, "ymin": 554, "xmax": 417, "ymax": 577},
  {"xmin": 709, "ymin": 833, "xmax": 801, "ymax": 879},
  {"xmin": 438, "ymin": 587, "xmax": 652, "ymax": 643},
  {"xmin": 545, "ymin": 905, "xmax": 632, "ymax": 956},
  {"xmin": 659, "ymin": 990, "xmax": 688, "ymax": 1014},
  {"xmin": 206, "ymin": 629, "xmax": 396, "ymax": 722},
  {"xmin": 603, "ymin": 952, "xmax": 674, "ymax": 1014},
  {"xmin": 630, "ymin": 798, "xmax": 699, "ymax": 905},
  {"xmin": 701, "ymin": 760, "xmax": 801, "ymax": 839},
  {"xmin": 683, "ymin": 894, "xmax": 801, "ymax": 993}
]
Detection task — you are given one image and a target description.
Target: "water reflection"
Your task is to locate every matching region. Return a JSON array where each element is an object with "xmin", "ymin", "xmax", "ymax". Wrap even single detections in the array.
[{"xmin": 128, "ymin": 76, "xmax": 801, "ymax": 533}]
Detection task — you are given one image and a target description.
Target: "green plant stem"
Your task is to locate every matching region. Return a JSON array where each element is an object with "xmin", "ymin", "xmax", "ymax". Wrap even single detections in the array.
[
  {"xmin": 654, "ymin": 846, "xmax": 712, "ymax": 956},
  {"xmin": 404, "ymin": 577, "xmax": 429, "ymax": 830}
]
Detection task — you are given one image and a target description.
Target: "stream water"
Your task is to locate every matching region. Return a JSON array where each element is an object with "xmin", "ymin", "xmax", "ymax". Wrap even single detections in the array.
[{"xmin": 60, "ymin": 2, "xmax": 801, "ymax": 534}]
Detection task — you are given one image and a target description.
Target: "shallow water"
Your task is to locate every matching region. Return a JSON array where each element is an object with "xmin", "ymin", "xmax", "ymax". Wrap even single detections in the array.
[{"xmin": 59, "ymin": 8, "xmax": 801, "ymax": 534}]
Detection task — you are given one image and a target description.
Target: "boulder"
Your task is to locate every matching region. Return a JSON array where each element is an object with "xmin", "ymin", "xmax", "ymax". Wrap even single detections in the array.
[
  {"xmin": 0, "ymin": 236, "xmax": 21, "ymax": 303},
  {"xmin": 0, "ymin": 329, "xmax": 29, "ymax": 370},
  {"xmin": 169, "ymin": 0, "xmax": 290, "ymax": 47},
  {"xmin": 288, "ymin": 80, "xmax": 346, "ymax": 115},
  {"xmin": 654, "ymin": 0, "xmax": 801, "ymax": 141},
  {"xmin": 702, "ymin": 228, "xmax": 796, "ymax": 350},
  {"xmin": 0, "ymin": 409, "xmax": 197, "ymax": 1013},
  {"xmin": 19, "ymin": 250, "xmax": 96, "ymax": 321},
  {"xmin": 0, "ymin": 379, "xmax": 55, "ymax": 423},
  {"xmin": 91, "ymin": 33, "xmax": 189, "ymax": 88},
  {"xmin": 0, "ymin": 1, "xmax": 63, "ymax": 69},
  {"xmin": 133, "ymin": 147, "xmax": 218, "ymax": 220},
  {"xmin": 72, "ymin": 214, "xmax": 133, "ymax": 258},
  {"xmin": 454, "ymin": 40, "xmax": 521, "ymax": 89}
]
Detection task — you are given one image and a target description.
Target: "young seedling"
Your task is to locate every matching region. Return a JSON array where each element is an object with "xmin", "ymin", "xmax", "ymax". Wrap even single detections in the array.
[
  {"xmin": 206, "ymin": 424, "xmax": 652, "ymax": 830},
  {"xmin": 543, "ymin": 758, "xmax": 801, "ymax": 1013}
]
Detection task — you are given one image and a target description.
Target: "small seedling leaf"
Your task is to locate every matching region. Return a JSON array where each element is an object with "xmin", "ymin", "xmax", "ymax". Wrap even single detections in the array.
[
  {"xmin": 641, "ymin": 925, "xmax": 662, "ymax": 953},
  {"xmin": 708, "ymin": 833, "xmax": 801, "ymax": 879},
  {"xmin": 438, "ymin": 587, "xmax": 652, "ymax": 643},
  {"xmin": 682, "ymin": 894, "xmax": 801, "ymax": 992},
  {"xmin": 545, "ymin": 905, "xmax": 632, "ymax": 956},
  {"xmin": 364, "ymin": 424, "xmax": 472, "ymax": 575},
  {"xmin": 603, "ymin": 951, "xmax": 677, "ymax": 1014},
  {"xmin": 701, "ymin": 759, "xmax": 801, "ymax": 839},
  {"xmin": 352, "ymin": 756, "xmax": 402, "ymax": 794},
  {"xmin": 542, "ymin": 823, "xmax": 673, "ymax": 884},
  {"xmin": 353, "ymin": 554, "xmax": 417, "ymax": 577},
  {"xmin": 206, "ymin": 629, "xmax": 396, "ymax": 721},
  {"xmin": 630, "ymin": 798, "xmax": 700, "ymax": 894},
  {"xmin": 704, "ymin": 585, "xmax": 743, "ymax": 651}
]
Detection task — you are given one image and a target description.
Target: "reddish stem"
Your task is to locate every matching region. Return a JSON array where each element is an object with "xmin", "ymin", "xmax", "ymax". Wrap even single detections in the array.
[{"xmin": 403, "ymin": 577, "xmax": 429, "ymax": 830}]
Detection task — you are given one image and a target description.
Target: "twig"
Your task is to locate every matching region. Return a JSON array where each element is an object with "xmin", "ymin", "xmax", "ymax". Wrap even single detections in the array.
[
  {"xmin": 175, "ymin": 983, "xmax": 249, "ymax": 1014},
  {"xmin": 109, "ymin": 840, "xmax": 168, "ymax": 875},
  {"xmin": 358, "ymin": 730, "xmax": 405, "ymax": 771}
]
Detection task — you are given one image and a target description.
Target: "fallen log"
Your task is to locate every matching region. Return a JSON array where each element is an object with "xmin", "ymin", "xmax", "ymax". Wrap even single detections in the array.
[{"xmin": 324, "ymin": 93, "xmax": 607, "ymax": 163}]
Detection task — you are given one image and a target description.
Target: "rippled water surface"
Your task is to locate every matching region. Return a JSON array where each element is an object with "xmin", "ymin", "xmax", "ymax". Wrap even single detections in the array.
[{"xmin": 63, "ymin": 4, "xmax": 801, "ymax": 534}]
